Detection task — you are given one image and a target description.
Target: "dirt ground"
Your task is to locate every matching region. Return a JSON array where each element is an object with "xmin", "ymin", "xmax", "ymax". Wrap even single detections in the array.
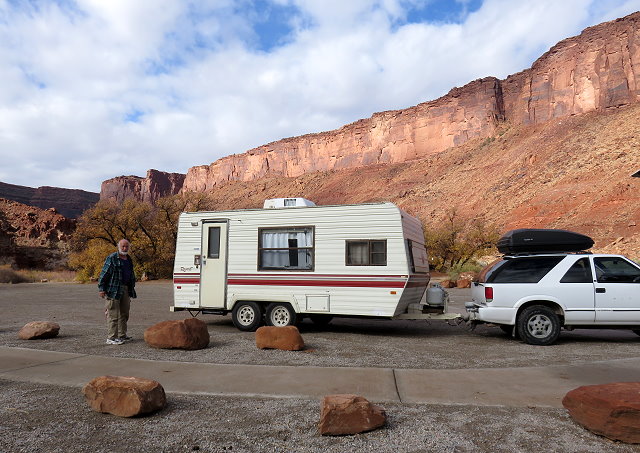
[{"xmin": 1, "ymin": 281, "xmax": 640, "ymax": 452}]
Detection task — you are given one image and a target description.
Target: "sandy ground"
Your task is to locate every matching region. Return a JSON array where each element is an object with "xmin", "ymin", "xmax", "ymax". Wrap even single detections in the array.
[{"xmin": 1, "ymin": 282, "xmax": 640, "ymax": 452}]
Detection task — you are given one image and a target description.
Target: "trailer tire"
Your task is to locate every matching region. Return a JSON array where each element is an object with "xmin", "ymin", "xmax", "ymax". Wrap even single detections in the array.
[
  {"xmin": 232, "ymin": 302, "xmax": 263, "ymax": 332},
  {"xmin": 266, "ymin": 303, "xmax": 298, "ymax": 327},
  {"xmin": 309, "ymin": 314, "xmax": 333, "ymax": 326}
]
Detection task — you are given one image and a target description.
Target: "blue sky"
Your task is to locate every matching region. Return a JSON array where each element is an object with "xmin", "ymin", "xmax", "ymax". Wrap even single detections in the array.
[{"xmin": 0, "ymin": 0, "xmax": 639, "ymax": 192}]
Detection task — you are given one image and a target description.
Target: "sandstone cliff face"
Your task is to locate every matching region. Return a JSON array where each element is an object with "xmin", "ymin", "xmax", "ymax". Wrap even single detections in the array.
[
  {"xmin": 100, "ymin": 169, "xmax": 185, "ymax": 203},
  {"xmin": 0, "ymin": 182, "xmax": 99, "ymax": 218},
  {"xmin": 502, "ymin": 13, "xmax": 640, "ymax": 124},
  {"xmin": 181, "ymin": 12, "xmax": 640, "ymax": 192},
  {"xmin": 183, "ymin": 77, "xmax": 503, "ymax": 191}
]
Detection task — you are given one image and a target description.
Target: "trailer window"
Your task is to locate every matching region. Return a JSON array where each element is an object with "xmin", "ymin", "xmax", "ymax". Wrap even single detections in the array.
[
  {"xmin": 207, "ymin": 227, "xmax": 220, "ymax": 259},
  {"xmin": 346, "ymin": 240, "xmax": 387, "ymax": 266},
  {"xmin": 259, "ymin": 227, "xmax": 314, "ymax": 270}
]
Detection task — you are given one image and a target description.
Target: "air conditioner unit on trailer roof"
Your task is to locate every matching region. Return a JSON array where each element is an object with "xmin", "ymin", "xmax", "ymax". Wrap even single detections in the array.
[{"xmin": 263, "ymin": 198, "xmax": 316, "ymax": 209}]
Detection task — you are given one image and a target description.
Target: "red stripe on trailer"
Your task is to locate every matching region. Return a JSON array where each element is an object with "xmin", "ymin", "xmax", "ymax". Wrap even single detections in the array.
[
  {"xmin": 227, "ymin": 278, "xmax": 406, "ymax": 288},
  {"xmin": 173, "ymin": 278, "xmax": 200, "ymax": 284}
]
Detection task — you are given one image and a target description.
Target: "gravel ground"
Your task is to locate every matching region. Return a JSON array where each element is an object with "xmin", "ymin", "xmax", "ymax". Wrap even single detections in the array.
[
  {"xmin": 1, "ymin": 282, "xmax": 640, "ymax": 369},
  {"xmin": 2, "ymin": 282, "xmax": 640, "ymax": 452},
  {"xmin": 1, "ymin": 378, "xmax": 636, "ymax": 453}
]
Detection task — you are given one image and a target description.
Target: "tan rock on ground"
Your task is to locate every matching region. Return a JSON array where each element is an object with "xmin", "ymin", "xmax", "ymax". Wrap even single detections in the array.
[
  {"xmin": 256, "ymin": 326, "xmax": 305, "ymax": 351},
  {"xmin": 563, "ymin": 382, "xmax": 640, "ymax": 443},
  {"xmin": 18, "ymin": 321, "xmax": 60, "ymax": 340},
  {"xmin": 456, "ymin": 278, "xmax": 472, "ymax": 288},
  {"xmin": 144, "ymin": 318, "xmax": 209, "ymax": 350},
  {"xmin": 83, "ymin": 375, "xmax": 166, "ymax": 417},
  {"xmin": 319, "ymin": 394, "xmax": 386, "ymax": 436}
]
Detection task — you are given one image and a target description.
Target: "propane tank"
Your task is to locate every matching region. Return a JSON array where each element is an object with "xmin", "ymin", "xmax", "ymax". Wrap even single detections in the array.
[{"xmin": 426, "ymin": 283, "xmax": 446, "ymax": 307}]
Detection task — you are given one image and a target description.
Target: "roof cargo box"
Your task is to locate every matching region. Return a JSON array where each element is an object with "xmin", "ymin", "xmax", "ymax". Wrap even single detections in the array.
[{"xmin": 497, "ymin": 229, "xmax": 594, "ymax": 255}]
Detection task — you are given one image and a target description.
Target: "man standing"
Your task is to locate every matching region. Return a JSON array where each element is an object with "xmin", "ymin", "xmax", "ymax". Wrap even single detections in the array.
[{"xmin": 98, "ymin": 239, "xmax": 137, "ymax": 345}]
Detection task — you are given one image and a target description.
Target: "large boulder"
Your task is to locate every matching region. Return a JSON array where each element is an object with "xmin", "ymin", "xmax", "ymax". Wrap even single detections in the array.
[
  {"xmin": 255, "ymin": 326, "xmax": 305, "ymax": 351},
  {"xmin": 456, "ymin": 278, "xmax": 472, "ymax": 288},
  {"xmin": 144, "ymin": 318, "xmax": 209, "ymax": 350},
  {"xmin": 319, "ymin": 394, "xmax": 386, "ymax": 436},
  {"xmin": 18, "ymin": 321, "xmax": 60, "ymax": 340},
  {"xmin": 563, "ymin": 382, "xmax": 640, "ymax": 443},
  {"xmin": 83, "ymin": 376, "xmax": 166, "ymax": 417}
]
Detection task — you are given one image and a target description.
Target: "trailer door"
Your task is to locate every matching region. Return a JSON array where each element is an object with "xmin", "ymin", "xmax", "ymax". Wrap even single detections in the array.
[{"xmin": 200, "ymin": 221, "xmax": 228, "ymax": 308}]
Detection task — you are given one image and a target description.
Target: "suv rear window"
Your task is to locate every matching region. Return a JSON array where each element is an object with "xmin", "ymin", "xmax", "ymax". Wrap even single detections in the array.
[{"xmin": 485, "ymin": 256, "xmax": 565, "ymax": 283}]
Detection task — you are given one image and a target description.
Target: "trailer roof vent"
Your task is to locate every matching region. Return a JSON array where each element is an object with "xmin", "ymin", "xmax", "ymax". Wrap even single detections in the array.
[{"xmin": 263, "ymin": 198, "xmax": 316, "ymax": 209}]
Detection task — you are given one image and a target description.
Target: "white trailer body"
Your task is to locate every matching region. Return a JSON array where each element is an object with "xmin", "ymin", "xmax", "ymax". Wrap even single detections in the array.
[{"xmin": 171, "ymin": 201, "xmax": 438, "ymax": 330}]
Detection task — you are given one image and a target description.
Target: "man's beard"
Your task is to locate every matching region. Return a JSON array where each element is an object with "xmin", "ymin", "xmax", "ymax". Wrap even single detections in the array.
[{"xmin": 118, "ymin": 249, "xmax": 128, "ymax": 255}]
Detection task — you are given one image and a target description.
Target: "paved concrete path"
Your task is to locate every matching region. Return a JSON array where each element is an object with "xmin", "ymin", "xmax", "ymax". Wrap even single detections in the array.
[{"xmin": 2, "ymin": 346, "xmax": 639, "ymax": 408}]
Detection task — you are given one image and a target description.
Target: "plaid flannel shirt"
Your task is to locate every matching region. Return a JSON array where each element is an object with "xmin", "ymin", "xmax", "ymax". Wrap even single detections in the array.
[{"xmin": 98, "ymin": 252, "xmax": 137, "ymax": 300}]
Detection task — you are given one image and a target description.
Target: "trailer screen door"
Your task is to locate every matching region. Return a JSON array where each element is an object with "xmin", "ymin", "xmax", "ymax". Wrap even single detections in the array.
[{"xmin": 200, "ymin": 221, "xmax": 228, "ymax": 308}]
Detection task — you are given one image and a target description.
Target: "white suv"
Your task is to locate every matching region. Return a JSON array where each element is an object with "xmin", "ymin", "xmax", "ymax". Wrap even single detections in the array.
[{"xmin": 466, "ymin": 253, "xmax": 640, "ymax": 345}]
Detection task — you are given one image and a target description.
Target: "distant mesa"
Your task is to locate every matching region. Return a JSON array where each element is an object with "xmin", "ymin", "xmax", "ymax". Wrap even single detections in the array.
[
  {"xmin": 100, "ymin": 169, "xmax": 185, "ymax": 203},
  {"xmin": 0, "ymin": 181, "xmax": 98, "ymax": 219}
]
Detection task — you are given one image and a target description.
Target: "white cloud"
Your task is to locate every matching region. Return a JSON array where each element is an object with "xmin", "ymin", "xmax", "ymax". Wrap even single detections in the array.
[{"xmin": 0, "ymin": 0, "xmax": 639, "ymax": 192}]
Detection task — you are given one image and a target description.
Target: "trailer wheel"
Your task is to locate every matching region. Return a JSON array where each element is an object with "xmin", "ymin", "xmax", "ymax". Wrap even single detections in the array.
[
  {"xmin": 232, "ymin": 302, "xmax": 263, "ymax": 332},
  {"xmin": 516, "ymin": 305, "xmax": 561, "ymax": 346},
  {"xmin": 266, "ymin": 303, "xmax": 298, "ymax": 327},
  {"xmin": 309, "ymin": 314, "xmax": 333, "ymax": 326}
]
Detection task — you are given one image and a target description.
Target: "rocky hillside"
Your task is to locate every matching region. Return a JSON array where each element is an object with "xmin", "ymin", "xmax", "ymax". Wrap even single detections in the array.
[
  {"xmin": 0, "ymin": 198, "xmax": 76, "ymax": 268},
  {"xmin": 193, "ymin": 103, "xmax": 640, "ymax": 259},
  {"xmin": 0, "ymin": 181, "xmax": 98, "ymax": 218}
]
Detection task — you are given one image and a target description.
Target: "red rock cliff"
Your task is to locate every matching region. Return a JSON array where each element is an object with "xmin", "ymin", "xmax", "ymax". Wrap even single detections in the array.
[
  {"xmin": 0, "ymin": 181, "xmax": 99, "ymax": 218},
  {"xmin": 181, "ymin": 12, "xmax": 640, "ymax": 192},
  {"xmin": 100, "ymin": 169, "xmax": 185, "ymax": 203}
]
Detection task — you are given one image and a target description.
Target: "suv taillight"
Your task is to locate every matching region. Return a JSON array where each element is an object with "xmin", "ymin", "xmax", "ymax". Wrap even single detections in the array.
[{"xmin": 485, "ymin": 286, "xmax": 494, "ymax": 302}]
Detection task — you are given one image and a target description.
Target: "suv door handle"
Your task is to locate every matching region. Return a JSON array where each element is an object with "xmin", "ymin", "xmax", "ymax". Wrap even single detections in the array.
[{"xmin": 595, "ymin": 288, "xmax": 606, "ymax": 293}]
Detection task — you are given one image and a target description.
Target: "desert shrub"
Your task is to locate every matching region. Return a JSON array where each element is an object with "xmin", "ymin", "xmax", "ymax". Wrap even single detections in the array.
[
  {"xmin": 447, "ymin": 261, "xmax": 484, "ymax": 281},
  {"xmin": 0, "ymin": 266, "xmax": 29, "ymax": 283}
]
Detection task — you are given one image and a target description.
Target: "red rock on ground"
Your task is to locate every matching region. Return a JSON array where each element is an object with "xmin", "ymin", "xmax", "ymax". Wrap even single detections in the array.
[
  {"xmin": 18, "ymin": 321, "xmax": 60, "ymax": 340},
  {"xmin": 83, "ymin": 376, "xmax": 166, "ymax": 417},
  {"xmin": 319, "ymin": 394, "xmax": 386, "ymax": 436},
  {"xmin": 256, "ymin": 326, "xmax": 305, "ymax": 351},
  {"xmin": 144, "ymin": 318, "xmax": 210, "ymax": 350},
  {"xmin": 563, "ymin": 382, "xmax": 640, "ymax": 443},
  {"xmin": 456, "ymin": 278, "xmax": 472, "ymax": 288}
]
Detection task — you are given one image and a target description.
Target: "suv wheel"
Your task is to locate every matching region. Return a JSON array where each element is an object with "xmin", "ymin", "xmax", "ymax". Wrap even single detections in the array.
[{"xmin": 517, "ymin": 305, "xmax": 561, "ymax": 346}]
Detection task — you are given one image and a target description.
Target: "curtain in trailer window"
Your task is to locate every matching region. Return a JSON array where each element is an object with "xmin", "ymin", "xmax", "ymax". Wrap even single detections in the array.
[
  {"xmin": 261, "ymin": 229, "xmax": 313, "ymax": 269},
  {"xmin": 348, "ymin": 242, "xmax": 369, "ymax": 265}
]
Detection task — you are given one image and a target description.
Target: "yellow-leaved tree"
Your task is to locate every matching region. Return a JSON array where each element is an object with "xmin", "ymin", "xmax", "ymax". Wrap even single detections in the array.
[{"xmin": 69, "ymin": 193, "xmax": 216, "ymax": 281}]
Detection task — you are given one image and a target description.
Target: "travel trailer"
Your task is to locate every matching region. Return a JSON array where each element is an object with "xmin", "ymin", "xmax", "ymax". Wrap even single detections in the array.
[{"xmin": 171, "ymin": 198, "xmax": 455, "ymax": 331}]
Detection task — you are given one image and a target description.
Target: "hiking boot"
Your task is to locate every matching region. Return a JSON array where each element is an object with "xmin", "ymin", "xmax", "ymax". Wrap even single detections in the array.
[
  {"xmin": 119, "ymin": 335, "xmax": 133, "ymax": 342},
  {"xmin": 106, "ymin": 338, "xmax": 124, "ymax": 345}
]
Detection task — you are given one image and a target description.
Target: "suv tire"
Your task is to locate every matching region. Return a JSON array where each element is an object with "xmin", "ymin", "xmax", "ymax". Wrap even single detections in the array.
[{"xmin": 517, "ymin": 305, "xmax": 561, "ymax": 346}]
